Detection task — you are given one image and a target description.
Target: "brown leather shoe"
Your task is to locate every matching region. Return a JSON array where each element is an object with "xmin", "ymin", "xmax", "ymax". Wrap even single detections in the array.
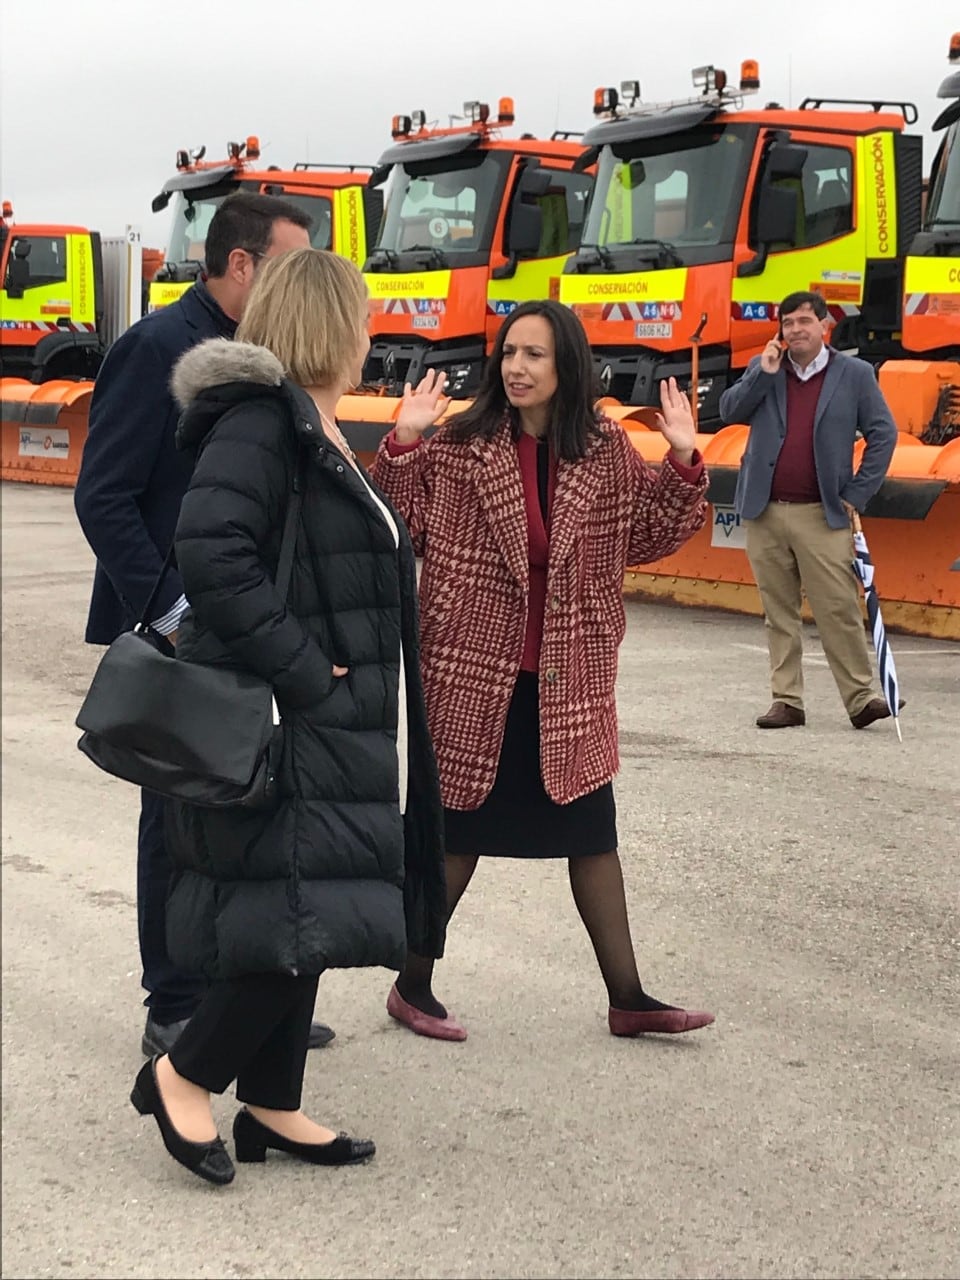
[
  {"xmin": 756, "ymin": 701, "xmax": 806, "ymax": 729},
  {"xmin": 850, "ymin": 697, "xmax": 905, "ymax": 729}
]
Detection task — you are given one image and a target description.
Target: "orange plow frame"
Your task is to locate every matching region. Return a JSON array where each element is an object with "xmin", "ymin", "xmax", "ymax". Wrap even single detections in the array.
[
  {"xmin": 1, "ymin": 378, "xmax": 94, "ymax": 487},
  {"xmin": 604, "ymin": 406, "xmax": 960, "ymax": 642},
  {"xmin": 3, "ymin": 376, "xmax": 957, "ymax": 640}
]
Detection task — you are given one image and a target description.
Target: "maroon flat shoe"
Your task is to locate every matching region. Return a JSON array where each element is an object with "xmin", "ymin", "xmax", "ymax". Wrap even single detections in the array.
[
  {"xmin": 608, "ymin": 1006, "xmax": 715, "ymax": 1036},
  {"xmin": 386, "ymin": 984, "xmax": 467, "ymax": 1041}
]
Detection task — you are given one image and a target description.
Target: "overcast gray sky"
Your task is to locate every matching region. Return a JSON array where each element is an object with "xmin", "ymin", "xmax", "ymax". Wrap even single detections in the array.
[{"xmin": 0, "ymin": 0, "xmax": 952, "ymax": 246}]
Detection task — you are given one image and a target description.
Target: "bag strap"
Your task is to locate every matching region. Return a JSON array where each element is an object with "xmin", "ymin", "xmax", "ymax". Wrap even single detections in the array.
[
  {"xmin": 137, "ymin": 445, "xmax": 304, "ymax": 627},
  {"xmin": 137, "ymin": 546, "xmax": 177, "ymax": 630},
  {"xmin": 274, "ymin": 447, "xmax": 304, "ymax": 603}
]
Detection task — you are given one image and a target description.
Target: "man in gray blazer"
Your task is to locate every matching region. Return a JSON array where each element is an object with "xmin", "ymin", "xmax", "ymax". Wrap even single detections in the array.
[{"xmin": 719, "ymin": 291, "xmax": 899, "ymax": 730}]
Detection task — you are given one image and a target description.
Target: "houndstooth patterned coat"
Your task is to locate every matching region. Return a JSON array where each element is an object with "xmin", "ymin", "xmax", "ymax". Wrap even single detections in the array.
[{"xmin": 372, "ymin": 414, "xmax": 708, "ymax": 808}]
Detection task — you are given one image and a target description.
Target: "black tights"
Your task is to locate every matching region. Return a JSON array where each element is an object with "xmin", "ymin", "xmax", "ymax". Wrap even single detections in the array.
[
  {"xmin": 397, "ymin": 854, "xmax": 478, "ymax": 1018},
  {"xmin": 397, "ymin": 851, "xmax": 676, "ymax": 1017}
]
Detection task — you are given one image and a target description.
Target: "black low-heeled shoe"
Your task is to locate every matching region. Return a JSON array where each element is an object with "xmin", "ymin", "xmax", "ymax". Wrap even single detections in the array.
[
  {"xmin": 130, "ymin": 1058, "xmax": 235, "ymax": 1186},
  {"xmin": 233, "ymin": 1107, "xmax": 375, "ymax": 1166}
]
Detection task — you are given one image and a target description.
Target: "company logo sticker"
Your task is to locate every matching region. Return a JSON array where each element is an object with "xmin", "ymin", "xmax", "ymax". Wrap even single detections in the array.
[{"xmin": 711, "ymin": 505, "xmax": 746, "ymax": 549}]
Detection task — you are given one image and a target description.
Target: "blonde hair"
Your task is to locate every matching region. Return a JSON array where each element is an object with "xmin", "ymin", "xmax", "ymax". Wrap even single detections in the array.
[{"xmin": 236, "ymin": 248, "xmax": 368, "ymax": 387}]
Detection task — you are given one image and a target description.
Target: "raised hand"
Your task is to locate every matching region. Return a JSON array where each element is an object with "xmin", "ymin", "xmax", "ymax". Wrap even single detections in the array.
[
  {"xmin": 760, "ymin": 339, "xmax": 785, "ymax": 375},
  {"xmin": 395, "ymin": 370, "xmax": 450, "ymax": 444},
  {"xmin": 653, "ymin": 377, "xmax": 696, "ymax": 464}
]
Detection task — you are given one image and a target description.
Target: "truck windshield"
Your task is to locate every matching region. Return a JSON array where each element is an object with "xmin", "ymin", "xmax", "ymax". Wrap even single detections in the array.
[
  {"xmin": 582, "ymin": 124, "xmax": 751, "ymax": 259},
  {"xmin": 925, "ymin": 124, "xmax": 960, "ymax": 226},
  {"xmin": 163, "ymin": 183, "xmax": 333, "ymax": 266},
  {"xmin": 374, "ymin": 150, "xmax": 509, "ymax": 258}
]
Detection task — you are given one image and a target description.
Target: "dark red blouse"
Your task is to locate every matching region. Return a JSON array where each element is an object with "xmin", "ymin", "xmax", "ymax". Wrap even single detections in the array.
[{"xmin": 516, "ymin": 432, "xmax": 557, "ymax": 671}]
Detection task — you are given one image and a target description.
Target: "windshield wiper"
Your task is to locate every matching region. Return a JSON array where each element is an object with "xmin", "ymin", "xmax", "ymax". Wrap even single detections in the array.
[
  {"xmin": 576, "ymin": 242, "xmax": 617, "ymax": 269},
  {"xmin": 929, "ymin": 217, "xmax": 960, "ymax": 226},
  {"xmin": 628, "ymin": 238, "xmax": 683, "ymax": 267},
  {"xmin": 366, "ymin": 247, "xmax": 399, "ymax": 268},
  {"xmin": 402, "ymin": 244, "xmax": 449, "ymax": 268}
]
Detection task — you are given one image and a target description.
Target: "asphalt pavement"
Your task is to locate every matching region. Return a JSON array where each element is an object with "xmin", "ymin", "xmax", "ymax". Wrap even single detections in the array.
[{"xmin": 2, "ymin": 481, "xmax": 958, "ymax": 1280}]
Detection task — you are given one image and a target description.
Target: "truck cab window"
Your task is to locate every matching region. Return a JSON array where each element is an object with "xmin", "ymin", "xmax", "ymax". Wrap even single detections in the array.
[
  {"xmin": 534, "ymin": 171, "xmax": 593, "ymax": 256},
  {"xmin": 769, "ymin": 144, "xmax": 853, "ymax": 248},
  {"xmin": 265, "ymin": 193, "xmax": 332, "ymax": 250},
  {"xmin": 801, "ymin": 146, "xmax": 854, "ymax": 243},
  {"xmin": 925, "ymin": 124, "xmax": 958, "ymax": 227},
  {"xmin": 4, "ymin": 236, "xmax": 67, "ymax": 291},
  {"xmin": 165, "ymin": 197, "xmax": 225, "ymax": 266}
]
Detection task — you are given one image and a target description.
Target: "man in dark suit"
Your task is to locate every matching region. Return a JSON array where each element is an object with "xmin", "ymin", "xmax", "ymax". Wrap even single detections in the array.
[
  {"xmin": 719, "ymin": 290, "xmax": 899, "ymax": 731},
  {"xmin": 75, "ymin": 192, "xmax": 336, "ymax": 1055}
]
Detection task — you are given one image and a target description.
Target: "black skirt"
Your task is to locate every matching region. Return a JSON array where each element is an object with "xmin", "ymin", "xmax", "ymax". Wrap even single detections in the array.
[{"xmin": 443, "ymin": 672, "xmax": 617, "ymax": 858}]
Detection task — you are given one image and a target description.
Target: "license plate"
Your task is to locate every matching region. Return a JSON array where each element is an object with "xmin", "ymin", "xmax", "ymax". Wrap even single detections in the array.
[
  {"xmin": 412, "ymin": 316, "xmax": 439, "ymax": 330},
  {"xmin": 634, "ymin": 322, "xmax": 673, "ymax": 339}
]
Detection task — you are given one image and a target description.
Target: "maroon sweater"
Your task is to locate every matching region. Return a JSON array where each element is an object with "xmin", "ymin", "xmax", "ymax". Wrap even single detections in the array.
[
  {"xmin": 770, "ymin": 356, "xmax": 831, "ymax": 503},
  {"xmin": 516, "ymin": 433, "xmax": 557, "ymax": 671}
]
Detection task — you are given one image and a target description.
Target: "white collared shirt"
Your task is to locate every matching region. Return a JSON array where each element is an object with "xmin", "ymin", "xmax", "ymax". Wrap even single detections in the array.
[{"xmin": 787, "ymin": 344, "xmax": 830, "ymax": 382}]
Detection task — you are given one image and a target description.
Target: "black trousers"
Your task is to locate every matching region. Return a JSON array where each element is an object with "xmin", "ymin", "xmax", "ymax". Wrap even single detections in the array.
[
  {"xmin": 168, "ymin": 972, "xmax": 320, "ymax": 1110},
  {"xmin": 138, "ymin": 790, "xmax": 205, "ymax": 1023}
]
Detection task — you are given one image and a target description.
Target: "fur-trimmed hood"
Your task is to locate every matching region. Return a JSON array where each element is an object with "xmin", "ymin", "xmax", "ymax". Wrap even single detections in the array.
[
  {"xmin": 171, "ymin": 338, "xmax": 285, "ymax": 409},
  {"xmin": 171, "ymin": 338, "xmax": 303, "ymax": 454}
]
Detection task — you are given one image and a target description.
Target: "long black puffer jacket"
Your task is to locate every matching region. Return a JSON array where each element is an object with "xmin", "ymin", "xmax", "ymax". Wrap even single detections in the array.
[{"xmin": 165, "ymin": 338, "xmax": 446, "ymax": 980}]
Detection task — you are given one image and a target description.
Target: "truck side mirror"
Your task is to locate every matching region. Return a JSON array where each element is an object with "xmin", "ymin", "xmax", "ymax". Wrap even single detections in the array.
[
  {"xmin": 5, "ymin": 238, "xmax": 31, "ymax": 298},
  {"xmin": 736, "ymin": 141, "xmax": 806, "ymax": 278},
  {"xmin": 766, "ymin": 142, "xmax": 807, "ymax": 180},
  {"xmin": 494, "ymin": 166, "xmax": 552, "ymax": 278},
  {"xmin": 756, "ymin": 185, "xmax": 799, "ymax": 247},
  {"xmin": 517, "ymin": 166, "xmax": 552, "ymax": 199},
  {"xmin": 624, "ymin": 159, "xmax": 646, "ymax": 189},
  {"xmin": 506, "ymin": 202, "xmax": 543, "ymax": 256}
]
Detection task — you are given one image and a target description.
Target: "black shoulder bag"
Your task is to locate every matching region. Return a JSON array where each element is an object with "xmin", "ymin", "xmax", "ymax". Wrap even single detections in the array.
[{"xmin": 76, "ymin": 464, "xmax": 303, "ymax": 810}]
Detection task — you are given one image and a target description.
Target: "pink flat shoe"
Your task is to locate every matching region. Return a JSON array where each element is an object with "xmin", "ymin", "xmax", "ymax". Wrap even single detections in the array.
[
  {"xmin": 608, "ymin": 1006, "xmax": 715, "ymax": 1036},
  {"xmin": 387, "ymin": 983, "xmax": 467, "ymax": 1041}
]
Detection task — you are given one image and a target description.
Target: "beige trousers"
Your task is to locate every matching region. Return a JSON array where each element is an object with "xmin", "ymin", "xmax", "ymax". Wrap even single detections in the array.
[{"xmin": 744, "ymin": 502, "xmax": 876, "ymax": 717}]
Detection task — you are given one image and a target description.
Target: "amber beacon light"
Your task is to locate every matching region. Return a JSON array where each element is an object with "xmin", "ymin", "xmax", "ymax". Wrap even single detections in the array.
[{"xmin": 740, "ymin": 60, "xmax": 760, "ymax": 91}]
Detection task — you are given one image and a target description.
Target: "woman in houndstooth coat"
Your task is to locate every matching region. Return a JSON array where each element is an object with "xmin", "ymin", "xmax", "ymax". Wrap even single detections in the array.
[{"xmin": 372, "ymin": 299, "xmax": 715, "ymax": 1042}]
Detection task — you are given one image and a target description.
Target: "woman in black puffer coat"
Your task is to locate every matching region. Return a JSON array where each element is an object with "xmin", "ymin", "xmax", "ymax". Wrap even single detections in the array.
[{"xmin": 129, "ymin": 248, "xmax": 446, "ymax": 1187}]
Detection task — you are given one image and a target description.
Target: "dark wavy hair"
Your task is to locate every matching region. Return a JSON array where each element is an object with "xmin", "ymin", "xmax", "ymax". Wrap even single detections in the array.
[{"xmin": 445, "ymin": 299, "xmax": 602, "ymax": 461}]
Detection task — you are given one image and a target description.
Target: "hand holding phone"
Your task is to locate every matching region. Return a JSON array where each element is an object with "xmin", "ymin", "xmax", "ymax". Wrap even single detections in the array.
[{"xmin": 761, "ymin": 333, "xmax": 785, "ymax": 374}]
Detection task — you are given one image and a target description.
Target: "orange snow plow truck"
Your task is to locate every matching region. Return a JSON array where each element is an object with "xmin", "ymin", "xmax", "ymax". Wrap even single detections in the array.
[
  {"xmin": 0, "ymin": 202, "xmax": 162, "ymax": 382},
  {"xmin": 559, "ymin": 59, "xmax": 925, "ymax": 428},
  {"xmin": 360, "ymin": 97, "xmax": 594, "ymax": 398},
  {"xmin": 148, "ymin": 134, "xmax": 380, "ymax": 310}
]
